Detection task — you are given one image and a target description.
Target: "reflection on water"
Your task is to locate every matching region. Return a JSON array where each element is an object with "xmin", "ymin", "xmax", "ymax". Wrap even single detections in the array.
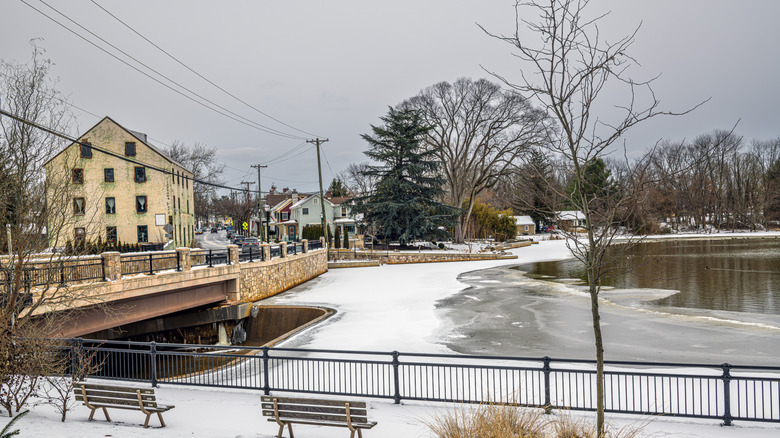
[{"xmin": 520, "ymin": 238, "xmax": 780, "ymax": 314}]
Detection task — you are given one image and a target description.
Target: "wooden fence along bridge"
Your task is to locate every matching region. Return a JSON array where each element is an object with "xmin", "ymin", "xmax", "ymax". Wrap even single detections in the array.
[{"xmin": 6, "ymin": 240, "xmax": 326, "ymax": 338}]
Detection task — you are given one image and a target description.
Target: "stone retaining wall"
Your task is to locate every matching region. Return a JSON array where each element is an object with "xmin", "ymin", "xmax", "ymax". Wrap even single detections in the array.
[
  {"xmin": 328, "ymin": 249, "xmax": 517, "ymax": 264},
  {"xmin": 239, "ymin": 250, "xmax": 327, "ymax": 302}
]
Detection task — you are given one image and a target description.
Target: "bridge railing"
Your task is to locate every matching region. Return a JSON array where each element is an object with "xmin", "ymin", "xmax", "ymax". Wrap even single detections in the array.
[
  {"xmin": 308, "ymin": 240, "xmax": 323, "ymax": 250},
  {"xmin": 120, "ymin": 252, "xmax": 181, "ymax": 275},
  {"xmin": 1, "ymin": 258, "xmax": 105, "ymax": 288},
  {"xmin": 68, "ymin": 339, "xmax": 780, "ymax": 426},
  {"xmin": 191, "ymin": 249, "xmax": 230, "ymax": 268},
  {"xmin": 270, "ymin": 245, "xmax": 282, "ymax": 259},
  {"xmin": 238, "ymin": 247, "xmax": 264, "ymax": 263}
]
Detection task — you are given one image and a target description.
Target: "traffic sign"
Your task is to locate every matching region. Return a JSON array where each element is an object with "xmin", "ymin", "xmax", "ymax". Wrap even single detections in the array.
[{"xmin": 242, "ymin": 222, "xmax": 248, "ymax": 230}]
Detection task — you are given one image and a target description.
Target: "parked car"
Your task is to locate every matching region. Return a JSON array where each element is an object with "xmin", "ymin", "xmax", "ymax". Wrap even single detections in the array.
[
  {"xmin": 211, "ymin": 227, "xmax": 217, "ymax": 233},
  {"xmin": 241, "ymin": 238, "xmax": 260, "ymax": 250},
  {"xmin": 195, "ymin": 228, "xmax": 203, "ymax": 235},
  {"xmin": 232, "ymin": 236, "xmax": 246, "ymax": 245}
]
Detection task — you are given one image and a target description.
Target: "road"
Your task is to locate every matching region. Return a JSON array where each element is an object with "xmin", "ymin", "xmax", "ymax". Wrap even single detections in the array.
[{"xmin": 195, "ymin": 229, "xmax": 229, "ymax": 249}]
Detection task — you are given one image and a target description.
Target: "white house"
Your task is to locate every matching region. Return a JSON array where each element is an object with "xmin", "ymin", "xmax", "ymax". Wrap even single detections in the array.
[
  {"xmin": 555, "ymin": 210, "xmax": 587, "ymax": 232},
  {"xmin": 289, "ymin": 195, "xmax": 336, "ymax": 239}
]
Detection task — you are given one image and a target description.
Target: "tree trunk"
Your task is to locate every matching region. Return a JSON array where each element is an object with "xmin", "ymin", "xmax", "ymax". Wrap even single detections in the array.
[{"xmin": 589, "ymin": 282, "xmax": 605, "ymax": 437}]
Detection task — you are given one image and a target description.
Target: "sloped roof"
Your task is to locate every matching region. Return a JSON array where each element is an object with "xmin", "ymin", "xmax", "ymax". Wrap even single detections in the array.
[
  {"xmin": 514, "ymin": 215, "xmax": 535, "ymax": 225},
  {"xmin": 290, "ymin": 194, "xmax": 335, "ymax": 210},
  {"xmin": 44, "ymin": 116, "xmax": 191, "ymax": 174},
  {"xmin": 556, "ymin": 210, "xmax": 586, "ymax": 221}
]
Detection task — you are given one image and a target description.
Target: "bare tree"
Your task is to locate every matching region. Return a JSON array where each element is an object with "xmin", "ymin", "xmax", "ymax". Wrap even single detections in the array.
[
  {"xmin": 404, "ymin": 78, "xmax": 550, "ymax": 242},
  {"xmin": 164, "ymin": 141, "xmax": 225, "ymax": 225},
  {"xmin": 337, "ymin": 162, "xmax": 378, "ymax": 197},
  {"xmin": 0, "ymin": 44, "xmax": 107, "ymax": 416},
  {"xmin": 482, "ymin": 1, "xmax": 702, "ymax": 433}
]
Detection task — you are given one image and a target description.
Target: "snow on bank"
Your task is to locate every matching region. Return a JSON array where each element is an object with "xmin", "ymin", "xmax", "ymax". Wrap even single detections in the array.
[{"xmin": 3, "ymin": 240, "xmax": 779, "ymax": 437}]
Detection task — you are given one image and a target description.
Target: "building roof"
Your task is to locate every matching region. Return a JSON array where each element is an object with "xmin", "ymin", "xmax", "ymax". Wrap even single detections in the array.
[
  {"xmin": 44, "ymin": 116, "xmax": 191, "ymax": 174},
  {"xmin": 514, "ymin": 215, "xmax": 535, "ymax": 226},
  {"xmin": 327, "ymin": 196, "xmax": 353, "ymax": 206},
  {"xmin": 290, "ymin": 194, "xmax": 335, "ymax": 210},
  {"xmin": 556, "ymin": 210, "xmax": 586, "ymax": 221}
]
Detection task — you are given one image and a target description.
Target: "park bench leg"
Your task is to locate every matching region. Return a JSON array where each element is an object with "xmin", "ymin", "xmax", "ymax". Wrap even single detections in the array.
[
  {"xmin": 144, "ymin": 413, "xmax": 151, "ymax": 428},
  {"xmin": 102, "ymin": 407, "xmax": 111, "ymax": 422},
  {"xmin": 287, "ymin": 422, "xmax": 294, "ymax": 438},
  {"xmin": 158, "ymin": 412, "xmax": 166, "ymax": 427},
  {"xmin": 88, "ymin": 408, "xmax": 96, "ymax": 421}
]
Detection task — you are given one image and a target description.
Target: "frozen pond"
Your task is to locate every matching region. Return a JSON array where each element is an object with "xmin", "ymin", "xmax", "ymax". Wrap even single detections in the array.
[{"xmin": 437, "ymin": 238, "xmax": 780, "ymax": 366}]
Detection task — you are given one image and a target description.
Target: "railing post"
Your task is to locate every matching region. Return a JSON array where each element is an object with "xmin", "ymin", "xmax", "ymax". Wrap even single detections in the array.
[
  {"xmin": 176, "ymin": 250, "xmax": 181, "ymax": 271},
  {"xmin": 175, "ymin": 247, "xmax": 191, "ymax": 271},
  {"xmin": 262, "ymin": 346, "xmax": 270, "ymax": 395},
  {"xmin": 248, "ymin": 246, "xmax": 254, "ymax": 262},
  {"xmin": 60, "ymin": 265, "xmax": 66, "ymax": 285},
  {"xmin": 150, "ymin": 341, "xmax": 158, "ymax": 388},
  {"xmin": 391, "ymin": 351, "xmax": 401, "ymax": 404},
  {"xmin": 227, "ymin": 244, "xmax": 239, "ymax": 265},
  {"xmin": 101, "ymin": 251, "xmax": 121, "ymax": 281},
  {"xmin": 279, "ymin": 242, "xmax": 287, "ymax": 258},
  {"xmin": 208, "ymin": 249, "xmax": 214, "ymax": 268},
  {"xmin": 302, "ymin": 239, "xmax": 308, "ymax": 253},
  {"xmin": 722, "ymin": 363, "xmax": 733, "ymax": 426},
  {"xmin": 543, "ymin": 356, "xmax": 552, "ymax": 414},
  {"xmin": 148, "ymin": 253, "xmax": 155, "ymax": 275}
]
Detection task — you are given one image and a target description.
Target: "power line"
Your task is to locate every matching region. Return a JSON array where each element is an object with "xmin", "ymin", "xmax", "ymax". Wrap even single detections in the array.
[
  {"xmin": 0, "ymin": 107, "xmax": 270, "ymax": 195},
  {"xmin": 89, "ymin": 0, "xmax": 323, "ymax": 139},
  {"xmin": 21, "ymin": 0, "xmax": 307, "ymax": 140}
]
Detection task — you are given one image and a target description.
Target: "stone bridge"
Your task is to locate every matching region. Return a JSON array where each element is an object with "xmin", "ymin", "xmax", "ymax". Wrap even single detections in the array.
[{"xmin": 29, "ymin": 241, "xmax": 327, "ymax": 338}]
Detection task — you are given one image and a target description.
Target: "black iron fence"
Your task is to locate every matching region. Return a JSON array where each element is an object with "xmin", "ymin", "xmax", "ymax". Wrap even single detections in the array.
[
  {"xmin": 1, "ymin": 259, "xmax": 105, "ymax": 288},
  {"xmin": 120, "ymin": 252, "xmax": 180, "ymax": 275},
  {"xmin": 191, "ymin": 250, "xmax": 230, "ymax": 267},
  {"xmin": 270, "ymin": 245, "xmax": 282, "ymax": 259},
  {"xmin": 308, "ymin": 240, "xmax": 323, "ymax": 250},
  {"xmin": 238, "ymin": 247, "xmax": 264, "ymax": 263},
  {"xmin": 69, "ymin": 339, "xmax": 780, "ymax": 426}
]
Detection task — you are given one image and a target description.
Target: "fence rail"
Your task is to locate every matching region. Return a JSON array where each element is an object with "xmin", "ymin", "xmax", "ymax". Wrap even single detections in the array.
[
  {"xmin": 191, "ymin": 250, "xmax": 229, "ymax": 267},
  {"xmin": 68, "ymin": 339, "xmax": 780, "ymax": 426},
  {"xmin": 1, "ymin": 259, "xmax": 105, "ymax": 287},
  {"xmin": 120, "ymin": 252, "xmax": 180, "ymax": 275},
  {"xmin": 308, "ymin": 240, "xmax": 323, "ymax": 250}
]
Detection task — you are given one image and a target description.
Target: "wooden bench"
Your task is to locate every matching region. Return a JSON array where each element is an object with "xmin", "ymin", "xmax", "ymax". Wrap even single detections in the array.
[
  {"xmin": 74, "ymin": 383, "xmax": 175, "ymax": 428},
  {"xmin": 261, "ymin": 396, "xmax": 377, "ymax": 438}
]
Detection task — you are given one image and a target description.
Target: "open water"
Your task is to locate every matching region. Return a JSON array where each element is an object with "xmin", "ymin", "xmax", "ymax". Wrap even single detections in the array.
[{"xmin": 437, "ymin": 237, "xmax": 780, "ymax": 366}]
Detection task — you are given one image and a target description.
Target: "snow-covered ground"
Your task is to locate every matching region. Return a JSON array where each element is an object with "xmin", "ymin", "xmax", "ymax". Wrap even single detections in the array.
[{"xmin": 4, "ymin": 238, "xmax": 780, "ymax": 437}]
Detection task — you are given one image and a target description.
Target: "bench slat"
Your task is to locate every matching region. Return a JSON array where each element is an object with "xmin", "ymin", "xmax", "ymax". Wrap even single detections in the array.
[
  {"xmin": 82, "ymin": 403, "xmax": 174, "ymax": 413},
  {"xmin": 74, "ymin": 390, "xmax": 156, "ymax": 401},
  {"xmin": 75, "ymin": 395, "xmax": 159, "ymax": 409},
  {"xmin": 262, "ymin": 411, "xmax": 369, "ymax": 424},
  {"xmin": 260, "ymin": 403, "xmax": 367, "ymax": 417},
  {"xmin": 260, "ymin": 396, "xmax": 366, "ymax": 409},
  {"xmin": 78, "ymin": 384, "xmax": 155, "ymax": 394},
  {"xmin": 265, "ymin": 418, "xmax": 377, "ymax": 429}
]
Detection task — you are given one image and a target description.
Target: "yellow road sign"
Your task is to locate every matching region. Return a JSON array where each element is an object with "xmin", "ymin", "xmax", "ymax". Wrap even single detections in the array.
[{"xmin": 242, "ymin": 222, "xmax": 248, "ymax": 230}]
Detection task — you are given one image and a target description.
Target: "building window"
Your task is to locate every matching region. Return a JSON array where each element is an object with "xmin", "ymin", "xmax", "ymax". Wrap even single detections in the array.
[
  {"xmin": 281, "ymin": 212, "xmax": 289, "ymax": 221},
  {"xmin": 137, "ymin": 225, "xmax": 148, "ymax": 243},
  {"xmin": 104, "ymin": 168, "xmax": 114, "ymax": 182},
  {"xmin": 525, "ymin": 225, "xmax": 529, "ymax": 231},
  {"xmin": 187, "ymin": 199, "xmax": 189, "ymax": 214},
  {"xmin": 125, "ymin": 142, "xmax": 136, "ymax": 157},
  {"xmin": 134, "ymin": 167, "xmax": 146, "ymax": 183},
  {"xmin": 171, "ymin": 168, "xmax": 175, "ymax": 183},
  {"xmin": 302, "ymin": 207, "xmax": 309, "ymax": 215},
  {"xmin": 105, "ymin": 197, "xmax": 116, "ymax": 214},
  {"xmin": 80, "ymin": 142, "xmax": 92, "ymax": 158},
  {"xmin": 341, "ymin": 207, "xmax": 347, "ymax": 216},
  {"xmin": 106, "ymin": 226, "xmax": 117, "ymax": 244},
  {"xmin": 73, "ymin": 197, "xmax": 85, "ymax": 215},
  {"xmin": 72, "ymin": 169, "xmax": 84, "ymax": 184},
  {"xmin": 75, "ymin": 227, "xmax": 86, "ymax": 244},
  {"xmin": 136, "ymin": 196, "xmax": 147, "ymax": 213}
]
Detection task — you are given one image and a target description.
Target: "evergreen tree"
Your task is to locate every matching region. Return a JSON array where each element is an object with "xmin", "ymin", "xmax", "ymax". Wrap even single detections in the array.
[
  {"xmin": 343, "ymin": 227, "xmax": 350, "ymax": 249},
  {"xmin": 355, "ymin": 107, "xmax": 455, "ymax": 244},
  {"xmin": 327, "ymin": 178, "xmax": 349, "ymax": 197},
  {"xmin": 334, "ymin": 226, "xmax": 341, "ymax": 249}
]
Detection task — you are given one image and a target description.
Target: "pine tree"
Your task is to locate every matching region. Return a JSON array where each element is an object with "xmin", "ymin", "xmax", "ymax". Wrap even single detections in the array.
[{"xmin": 355, "ymin": 107, "xmax": 456, "ymax": 244}]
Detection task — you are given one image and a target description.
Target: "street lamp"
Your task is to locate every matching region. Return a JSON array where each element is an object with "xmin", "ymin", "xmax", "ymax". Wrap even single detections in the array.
[{"xmin": 264, "ymin": 204, "xmax": 270, "ymax": 244}]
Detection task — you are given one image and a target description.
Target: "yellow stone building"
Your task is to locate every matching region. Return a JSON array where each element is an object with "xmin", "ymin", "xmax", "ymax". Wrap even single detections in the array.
[{"xmin": 44, "ymin": 117, "xmax": 194, "ymax": 249}]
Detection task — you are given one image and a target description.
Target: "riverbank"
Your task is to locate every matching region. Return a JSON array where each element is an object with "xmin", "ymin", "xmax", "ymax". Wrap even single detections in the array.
[{"xmin": 5, "ymin": 238, "xmax": 779, "ymax": 437}]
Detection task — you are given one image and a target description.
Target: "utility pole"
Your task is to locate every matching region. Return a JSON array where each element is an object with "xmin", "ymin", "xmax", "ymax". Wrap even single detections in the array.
[
  {"xmin": 251, "ymin": 164, "xmax": 268, "ymax": 241},
  {"xmin": 307, "ymin": 138, "xmax": 329, "ymax": 242},
  {"xmin": 240, "ymin": 181, "xmax": 255, "ymax": 236}
]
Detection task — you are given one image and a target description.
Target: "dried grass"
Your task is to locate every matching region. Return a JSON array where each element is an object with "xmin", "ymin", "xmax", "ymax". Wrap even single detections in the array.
[{"xmin": 425, "ymin": 402, "xmax": 647, "ymax": 438}]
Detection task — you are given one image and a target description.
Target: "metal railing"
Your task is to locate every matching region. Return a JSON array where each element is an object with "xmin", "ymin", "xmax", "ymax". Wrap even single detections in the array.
[
  {"xmin": 191, "ymin": 250, "xmax": 230, "ymax": 268},
  {"xmin": 120, "ymin": 252, "xmax": 180, "ymax": 275},
  {"xmin": 308, "ymin": 240, "xmax": 323, "ymax": 250},
  {"xmin": 270, "ymin": 245, "xmax": 282, "ymax": 259},
  {"xmin": 238, "ymin": 247, "xmax": 264, "ymax": 263},
  {"xmin": 70, "ymin": 339, "xmax": 780, "ymax": 426},
  {"xmin": 1, "ymin": 259, "xmax": 105, "ymax": 287}
]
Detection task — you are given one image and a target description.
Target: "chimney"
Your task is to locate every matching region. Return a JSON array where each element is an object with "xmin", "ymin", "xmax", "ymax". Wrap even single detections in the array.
[
  {"xmin": 269, "ymin": 185, "xmax": 276, "ymax": 194},
  {"xmin": 283, "ymin": 187, "xmax": 289, "ymax": 194},
  {"xmin": 326, "ymin": 190, "xmax": 332, "ymax": 198},
  {"xmin": 291, "ymin": 189, "xmax": 298, "ymax": 203}
]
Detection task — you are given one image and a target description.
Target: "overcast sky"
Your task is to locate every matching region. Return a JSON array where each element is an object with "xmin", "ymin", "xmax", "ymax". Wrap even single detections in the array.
[{"xmin": 3, "ymin": 1, "xmax": 780, "ymax": 197}]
